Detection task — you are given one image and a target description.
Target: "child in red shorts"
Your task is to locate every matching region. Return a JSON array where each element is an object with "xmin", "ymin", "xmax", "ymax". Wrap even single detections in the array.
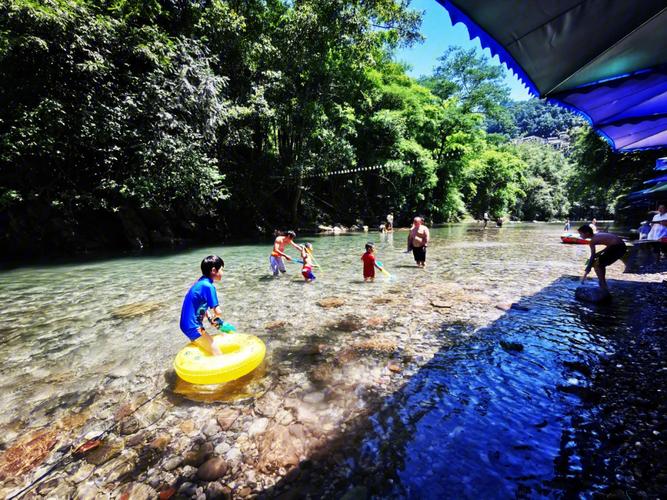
[{"xmin": 361, "ymin": 242, "xmax": 383, "ymax": 282}]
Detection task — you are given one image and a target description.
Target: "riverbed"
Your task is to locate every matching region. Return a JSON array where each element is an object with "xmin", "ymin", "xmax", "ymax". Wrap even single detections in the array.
[{"xmin": 0, "ymin": 223, "xmax": 664, "ymax": 498}]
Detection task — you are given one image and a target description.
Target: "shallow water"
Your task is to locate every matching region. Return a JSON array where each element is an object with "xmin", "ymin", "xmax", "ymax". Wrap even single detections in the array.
[
  {"xmin": 0, "ymin": 224, "xmax": 592, "ymax": 432},
  {"xmin": 2, "ymin": 222, "xmax": 659, "ymax": 497}
]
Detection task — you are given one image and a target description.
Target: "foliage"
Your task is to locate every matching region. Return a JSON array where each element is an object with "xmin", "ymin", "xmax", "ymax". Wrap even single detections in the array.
[
  {"xmin": 1, "ymin": 1, "xmax": 650, "ymax": 257},
  {"xmin": 488, "ymin": 99, "xmax": 585, "ymax": 138}
]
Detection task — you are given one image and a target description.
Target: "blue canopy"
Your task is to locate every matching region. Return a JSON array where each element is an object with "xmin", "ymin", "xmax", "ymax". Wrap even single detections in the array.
[{"xmin": 436, "ymin": 0, "xmax": 667, "ymax": 152}]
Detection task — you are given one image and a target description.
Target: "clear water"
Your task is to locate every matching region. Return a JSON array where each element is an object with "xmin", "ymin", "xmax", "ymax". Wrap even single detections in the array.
[{"xmin": 1, "ymin": 223, "xmax": 649, "ymax": 494}]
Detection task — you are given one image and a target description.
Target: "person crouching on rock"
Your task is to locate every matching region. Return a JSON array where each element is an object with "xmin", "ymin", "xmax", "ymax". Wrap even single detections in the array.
[
  {"xmin": 179, "ymin": 255, "xmax": 226, "ymax": 356},
  {"xmin": 578, "ymin": 225, "xmax": 626, "ymax": 295}
]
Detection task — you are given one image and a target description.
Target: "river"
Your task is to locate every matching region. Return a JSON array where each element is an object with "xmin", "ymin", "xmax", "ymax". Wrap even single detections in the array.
[{"xmin": 0, "ymin": 223, "xmax": 664, "ymax": 498}]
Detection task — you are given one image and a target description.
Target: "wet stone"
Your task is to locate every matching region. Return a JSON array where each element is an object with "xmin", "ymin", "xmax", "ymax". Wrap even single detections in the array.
[
  {"xmin": 330, "ymin": 315, "xmax": 362, "ymax": 332},
  {"xmin": 202, "ymin": 419, "xmax": 220, "ymax": 437},
  {"xmin": 197, "ymin": 457, "xmax": 228, "ymax": 481},
  {"xmin": 255, "ymin": 392, "xmax": 281, "ymax": 418},
  {"xmin": 184, "ymin": 442, "xmax": 214, "ymax": 467},
  {"xmin": 206, "ymin": 481, "xmax": 232, "ymax": 500},
  {"xmin": 126, "ymin": 431, "xmax": 147, "ymax": 447},
  {"xmin": 84, "ymin": 439, "xmax": 123, "ymax": 465},
  {"xmin": 317, "ymin": 297, "xmax": 346, "ymax": 308},
  {"xmin": 163, "ymin": 456, "xmax": 183, "ymax": 471},
  {"xmin": 179, "ymin": 419, "xmax": 196, "ymax": 434},
  {"xmin": 217, "ymin": 408, "xmax": 240, "ymax": 431},
  {"xmin": 302, "ymin": 392, "xmax": 325, "ymax": 404},
  {"xmin": 265, "ymin": 320, "xmax": 289, "ymax": 331},
  {"xmin": 248, "ymin": 417, "xmax": 269, "ymax": 437},
  {"xmin": 120, "ymin": 415, "xmax": 140, "ymax": 435},
  {"xmin": 121, "ymin": 482, "xmax": 157, "ymax": 500}
]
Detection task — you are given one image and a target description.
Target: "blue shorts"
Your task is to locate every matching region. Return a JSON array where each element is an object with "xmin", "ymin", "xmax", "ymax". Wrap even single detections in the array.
[
  {"xmin": 183, "ymin": 327, "xmax": 203, "ymax": 341},
  {"xmin": 302, "ymin": 269, "xmax": 316, "ymax": 280}
]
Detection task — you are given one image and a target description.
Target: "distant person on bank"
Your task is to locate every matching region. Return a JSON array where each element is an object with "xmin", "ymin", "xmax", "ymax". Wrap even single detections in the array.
[
  {"xmin": 647, "ymin": 204, "xmax": 667, "ymax": 240},
  {"xmin": 589, "ymin": 218, "xmax": 598, "ymax": 233},
  {"xmin": 647, "ymin": 204, "xmax": 667, "ymax": 261},
  {"xmin": 408, "ymin": 217, "xmax": 430, "ymax": 268},
  {"xmin": 483, "ymin": 211, "xmax": 490, "ymax": 228},
  {"xmin": 578, "ymin": 225, "xmax": 626, "ymax": 294},
  {"xmin": 270, "ymin": 230, "xmax": 300, "ymax": 276},
  {"xmin": 564, "ymin": 219, "xmax": 571, "ymax": 231}
]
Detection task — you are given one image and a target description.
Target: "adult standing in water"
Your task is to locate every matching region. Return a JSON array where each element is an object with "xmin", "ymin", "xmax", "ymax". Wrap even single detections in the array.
[
  {"xmin": 408, "ymin": 216, "xmax": 430, "ymax": 268},
  {"xmin": 270, "ymin": 230, "xmax": 300, "ymax": 276}
]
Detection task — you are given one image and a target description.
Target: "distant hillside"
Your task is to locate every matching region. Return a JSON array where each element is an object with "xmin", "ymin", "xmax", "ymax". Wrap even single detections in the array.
[{"xmin": 488, "ymin": 99, "xmax": 585, "ymax": 138}]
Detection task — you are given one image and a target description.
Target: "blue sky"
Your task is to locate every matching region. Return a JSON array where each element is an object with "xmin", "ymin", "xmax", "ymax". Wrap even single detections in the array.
[{"xmin": 394, "ymin": 0, "xmax": 532, "ymax": 101}]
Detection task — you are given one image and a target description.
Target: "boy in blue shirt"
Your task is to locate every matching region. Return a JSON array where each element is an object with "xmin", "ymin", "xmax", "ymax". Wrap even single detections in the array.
[{"xmin": 179, "ymin": 255, "xmax": 226, "ymax": 356}]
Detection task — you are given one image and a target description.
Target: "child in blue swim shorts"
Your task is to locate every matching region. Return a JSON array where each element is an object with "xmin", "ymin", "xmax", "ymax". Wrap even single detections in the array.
[{"xmin": 179, "ymin": 255, "xmax": 226, "ymax": 356}]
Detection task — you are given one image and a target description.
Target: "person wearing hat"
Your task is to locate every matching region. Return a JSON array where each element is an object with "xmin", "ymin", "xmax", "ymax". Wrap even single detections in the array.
[{"xmin": 638, "ymin": 220, "xmax": 651, "ymax": 240}]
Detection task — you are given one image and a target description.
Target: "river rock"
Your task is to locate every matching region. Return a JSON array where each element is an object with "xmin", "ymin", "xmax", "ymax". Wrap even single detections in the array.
[
  {"xmin": 430, "ymin": 300, "xmax": 452, "ymax": 309},
  {"xmin": 575, "ymin": 286, "xmax": 611, "ymax": 303},
  {"xmin": 121, "ymin": 482, "xmax": 157, "ymax": 500},
  {"xmin": 387, "ymin": 361, "xmax": 402, "ymax": 373},
  {"xmin": 163, "ymin": 456, "xmax": 183, "ymax": 471},
  {"xmin": 330, "ymin": 315, "xmax": 362, "ymax": 332},
  {"xmin": 126, "ymin": 431, "xmax": 147, "ymax": 447},
  {"xmin": 70, "ymin": 462, "xmax": 95, "ymax": 483},
  {"xmin": 202, "ymin": 419, "xmax": 220, "ymax": 437},
  {"xmin": 135, "ymin": 401, "xmax": 168, "ymax": 427},
  {"xmin": 302, "ymin": 392, "xmax": 325, "ymax": 404},
  {"xmin": 255, "ymin": 392, "xmax": 281, "ymax": 418},
  {"xmin": 225, "ymin": 447, "xmax": 242, "ymax": 464},
  {"xmin": 366, "ymin": 316, "xmax": 387, "ymax": 327},
  {"xmin": 96, "ymin": 450, "xmax": 138, "ymax": 483},
  {"xmin": 257, "ymin": 424, "xmax": 304, "ymax": 470},
  {"xmin": 120, "ymin": 416, "xmax": 140, "ymax": 435},
  {"xmin": 206, "ymin": 481, "xmax": 232, "ymax": 500},
  {"xmin": 214, "ymin": 442, "xmax": 231, "ymax": 455},
  {"xmin": 114, "ymin": 403, "xmax": 135, "ymax": 422},
  {"xmin": 84, "ymin": 439, "xmax": 123, "ymax": 465},
  {"xmin": 197, "ymin": 457, "xmax": 228, "ymax": 481},
  {"xmin": 0, "ymin": 428, "xmax": 59, "ymax": 481},
  {"xmin": 177, "ymin": 419, "xmax": 194, "ymax": 435},
  {"xmin": 248, "ymin": 418, "xmax": 269, "ymax": 437},
  {"xmin": 216, "ymin": 408, "xmax": 240, "ymax": 431},
  {"xmin": 184, "ymin": 442, "xmax": 214, "ymax": 467},
  {"xmin": 317, "ymin": 297, "xmax": 346, "ymax": 308},
  {"xmin": 76, "ymin": 481, "xmax": 98, "ymax": 500},
  {"xmin": 149, "ymin": 433, "xmax": 171, "ymax": 451},
  {"xmin": 275, "ymin": 409, "xmax": 294, "ymax": 426},
  {"xmin": 264, "ymin": 320, "xmax": 289, "ymax": 331}
]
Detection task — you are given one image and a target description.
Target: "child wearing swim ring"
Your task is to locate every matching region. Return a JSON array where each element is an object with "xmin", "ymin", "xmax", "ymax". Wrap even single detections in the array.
[
  {"xmin": 179, "ymin": 255, "xmax": 226, "ymax": 356},
  {"xmin": 301, "ymin": 243, "xmax": 316, "ymax": 282}
]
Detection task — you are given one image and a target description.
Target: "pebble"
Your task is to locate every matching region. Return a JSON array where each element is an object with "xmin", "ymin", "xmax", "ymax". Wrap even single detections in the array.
[
  {"xmin": 215, "ymin": 441, "xmax": 231, "ymax": 455},
  {"xmin": 202, "ymin": 419, "xmax": 220, "ymax": 437},
  {"xmin": 248, "ymin": 417, "xmax": 269, "ymax": 437},
  {"xmin": 197, "ymin": 457, "xmax": 228, "ymax": 481},
  {"xmin": 226, "ymin": 447, "xmax": 243, "ymax": 463},
  {"xmin": 163, "ymin": 456, "xmax": 183, "ymax": 471},
  {"xmin": 303, "ymin": 392, "xmax": 325, "ymax": 404}
]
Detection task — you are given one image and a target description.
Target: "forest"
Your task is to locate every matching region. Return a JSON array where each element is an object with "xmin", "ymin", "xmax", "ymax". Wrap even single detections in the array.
[{"xmin": 0, "ymin": 0, "xmax": 662, "ymax": 258}]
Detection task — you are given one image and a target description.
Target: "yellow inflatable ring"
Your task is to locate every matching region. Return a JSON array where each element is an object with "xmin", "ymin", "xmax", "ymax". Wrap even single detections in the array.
[{"xmin": 174, "ymin": 333, "xmax": 266, "ymax": 385}]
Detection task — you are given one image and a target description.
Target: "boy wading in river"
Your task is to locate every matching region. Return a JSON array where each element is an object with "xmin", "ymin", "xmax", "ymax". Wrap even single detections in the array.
[
  {"xmin": 270, "ymin": 230, "xmax": 300, "ymax": 276},
  {"xmin": 179, "ymin": 255, "xmax": 226, "ymax": 356},
  {"xmin": 578, "ymin": 225, "xmax": 627, "ymax": 296}
]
